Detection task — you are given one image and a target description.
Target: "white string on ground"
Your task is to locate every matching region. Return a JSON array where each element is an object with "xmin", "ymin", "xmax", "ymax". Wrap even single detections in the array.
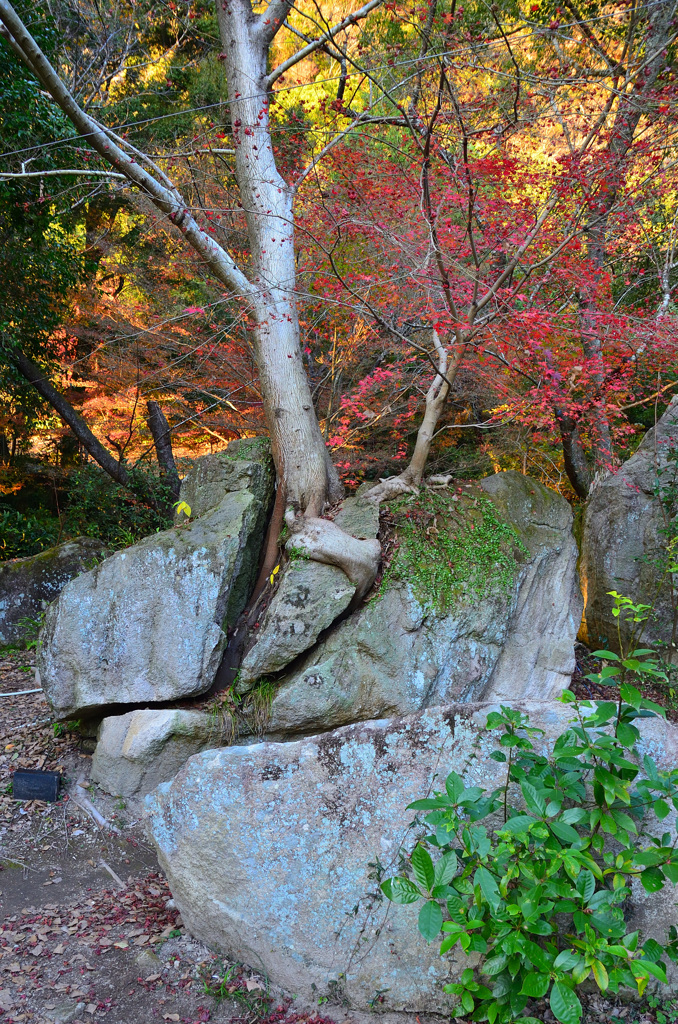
[{"xmin": 0, "ymin": 688, "xmax": 43, "ymax": 697}]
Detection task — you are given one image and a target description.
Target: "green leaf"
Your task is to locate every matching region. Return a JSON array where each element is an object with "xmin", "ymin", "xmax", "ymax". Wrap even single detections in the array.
[
  {"xmin": 590, "ymin": 911, "xmax": 625, "ymax": 938},
  {"xmin": 474, "ymin": 866, "xmax": 500, "ymax": 910},
  {"xmin": 640, "ymin": 868, "xmax": 666, "ymax": 893},
  {"xmin": 440, "ymin": 928, "xmax": 464, "ymax": 954},
  {"xmin": 620, "ymin": 683, "xmax": 642, "ymax": 709},
  {"xmin": 380, "ymin": 877, "xmax": 421, "ymax": 904},
  {"xmin": 481, "ymin": 955, "xmax": 508, "ymax": 976},
  {"xmin": 461, "ymin": 990, "xmax": 474, "ymax": 1013},
  {"xmin": 522, "ymin": 781, "xmax": 547, "ymax": 816},
  {"xmin": 642, "ymin": 938, "xmax": 665, "ymax": 962},
  {"xmin": 445, "ymin": 772, "xmax": 465, "ymax": 802},
  {"xmin": 591, "ymin": 960, "xmax": 609, "ymax": 991},
  {"xmin": 520, "ymin": 973, "xmax": 550, "ymax": 998},
  {"xmin": 554, "ymin": 950, "xmax": 580, "ymax": 971},
  {"xmin": 616, "ymin": 722, "xmax": 639, "ymax": 747},
  {"xmin": 550, "ymin": 982, "xmax": 582, "ymax": 1024},
  {"xmin": 575, "ymin": 870, "xmax": 595, "ymax": 904},
  {"xmin": 501, "ymin": 814, "xmax": 536, "ymax": 833},
  {"xmin": 592, "ymin": 650, "xmax": 620, "ymax": 660},
  {"xmin": 411, "ymin": 846, "xmax": 435, "ymax": 891},
  {"xmin": 561, "ymin": 807, "xmax": 587, "ymax": 825},
  {"xmin": 458, "ymin": 787, "xmax": 485, "ymax": 805},
  {"xmin": 418, "ymin": 900, "xmax": 443, "ymax": 942},
  {"xmin": 654, "ymin": 799, "xmax": 671, "ymax": 819},
  {"xmin": 550, "ymin": 820, "xmax": 581, "ymax": 844},
  {"xmin": 433, "ymin": 851, "xmax": 458, "ymax": 886},
  {"xmin": 407, "ymin": 797, "xmax": 449, "ymax": 811},
  {"xmin": 636, "ymin": 959, "xmax": 668, "ymax": 983}
]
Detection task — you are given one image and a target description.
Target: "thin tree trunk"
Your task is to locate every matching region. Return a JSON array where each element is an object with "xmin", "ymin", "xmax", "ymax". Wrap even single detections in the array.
[
  {"xmin": 146, "ymin": 400, "xmax": 180, "ymax": 501},
  {"xmin": 555, "ymin": 413, "xmax": 590, "ymax": 499},
  {"xmin": 366, "ymin": 330, "xmax": 452, "ymax": 502},
  {"xmin": 12, "ymin": 350, "xmax": 130, "ymax": 487}
]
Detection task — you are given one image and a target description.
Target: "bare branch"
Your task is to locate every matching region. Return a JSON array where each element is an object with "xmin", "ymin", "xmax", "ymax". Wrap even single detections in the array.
[
  {"xmin": 266, "ymin": 0, "xmax": 384, "ymax": 87},
  {"xmin": 255, "ymin": 0, "xmax": 296, "ymax": 46},
  {"xmin": 0, "ymin": 169, "xmax": 126, "ymax": 179}
]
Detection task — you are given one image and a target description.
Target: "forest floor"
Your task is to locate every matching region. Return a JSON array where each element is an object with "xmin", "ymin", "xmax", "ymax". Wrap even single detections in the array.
[{"xmin": 0, "ymin": 647, "xmax": 674, "ymax": 1024}]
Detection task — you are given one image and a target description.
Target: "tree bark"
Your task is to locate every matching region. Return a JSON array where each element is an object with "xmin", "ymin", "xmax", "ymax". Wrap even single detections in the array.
[
  {"xmin": 12, "ymin": 350, "xmax": 130, "ymax": 487},
  {"xmin": 214, "ymin": 0, "xmax": 342, "ymax": 515},
  {"xmin": 146, "ymin": 400, "xmax": 180, "ymax": 501}
]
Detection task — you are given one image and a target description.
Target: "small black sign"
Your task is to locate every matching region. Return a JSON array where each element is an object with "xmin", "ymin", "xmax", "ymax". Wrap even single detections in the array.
[{"xmin": 12, "ymin": 770, "xmax": 61, "ymax": 803}]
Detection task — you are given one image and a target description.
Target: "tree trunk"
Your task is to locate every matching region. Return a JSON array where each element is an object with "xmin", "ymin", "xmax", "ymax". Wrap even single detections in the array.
[
  {"xmin": 146, "ymin": 400, "xmax": 180, "ymax": 501},
  {"xmin": 366, "ymin": 330, "xmax": 452, "ymax": 502},
  {"xmin": 214, "ymin": 0, "xmax": 342, "ymax": 516},
  {"xmin": 575, "ymin": 0, "xmax": 677, "ymax": 479},
  {"xmin": 12, "ymin": 350, "xmax": 130, "ymax": 487},
  {"xmin": 555, "ymin": 412, "xmax": 590, "ymax": 500}
]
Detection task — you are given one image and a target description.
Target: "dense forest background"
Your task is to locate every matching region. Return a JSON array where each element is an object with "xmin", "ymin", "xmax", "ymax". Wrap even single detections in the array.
[{"xmin": 1, "ymin": 0, "xmax": 676, "ymax": 557}]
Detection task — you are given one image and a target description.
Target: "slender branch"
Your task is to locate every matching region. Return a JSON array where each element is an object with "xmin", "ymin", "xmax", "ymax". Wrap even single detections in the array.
[
  {"xmin": 10, "ymin": 349, "xmax": 130, "ymax": 487},
  {"xmin": 0, "ymin": 168, "xmax": 126, "ymax": 179},
  {"xmin": 267, "ymin": 0, "xmax": 384, "ymax": 87}
]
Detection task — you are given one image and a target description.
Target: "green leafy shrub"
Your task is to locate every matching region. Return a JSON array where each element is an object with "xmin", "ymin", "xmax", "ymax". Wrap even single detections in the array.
[
  {"xmin": 382, "ymin": 601, "xmax": 678, "ymax": 1023},
  {"xmin": 64, "ymin": 465, "xmax": 172, "ymax": 547},
  {"xmin": 0, "ymin": 503, "xmax": 60, "ymax": 559}
]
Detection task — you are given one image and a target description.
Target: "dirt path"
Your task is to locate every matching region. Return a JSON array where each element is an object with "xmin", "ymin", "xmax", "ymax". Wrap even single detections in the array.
[{"xmin": 0, "ymin": 650, "xmax": 279, "ymax": 1024}]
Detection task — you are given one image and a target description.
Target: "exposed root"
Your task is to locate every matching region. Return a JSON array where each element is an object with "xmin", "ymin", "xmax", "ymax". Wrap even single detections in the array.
[
  {"xmin": 364, "ymin": 474, "xmax": 420, "ymax": 504},
  {"xmin": 427, "ymin": 473, "xmax": 454, "ymax": 487},
  {"xmin": 285, "ymin": 512, "xmax": 381, "ymax": 599}
]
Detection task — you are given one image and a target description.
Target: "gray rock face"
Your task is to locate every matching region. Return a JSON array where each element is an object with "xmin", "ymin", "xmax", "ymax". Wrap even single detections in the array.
[
  {"xmin": 92, "ymin": 709, "xmax": 223, "ymax": 798},
  {"xmin": 478, "ymin": 472, "xmax": 583, "ymax": 700},
  {"xmin": 0, "ymin": 538, "xmax": 107, "ymax": 645},
  {"xmin": 255, "ymin": 472, "xmax": 581, "ymax": 739},
  {"xmin": 39, "ymin": 446, "xmax": 273, "ymax": 719},
  {"xmin": 176, "ymin": 437, "xmax": 272, "ymax": 521},
  {"xmin": 580, "ymin": 396, "xmax": 678, "ymax": 656},
  {"xmin": 238, "ymin": 497, "xmax": 380, "ymax": 687},
  {"xmin": 145, "ymin": 701, "xmax": 678, "ymax": 1011}
]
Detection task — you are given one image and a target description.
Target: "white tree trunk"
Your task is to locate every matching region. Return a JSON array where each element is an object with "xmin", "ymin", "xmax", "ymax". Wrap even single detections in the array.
[{"xmin": 215, "ymin": 0, "xmax": 341, "ymax": 514}]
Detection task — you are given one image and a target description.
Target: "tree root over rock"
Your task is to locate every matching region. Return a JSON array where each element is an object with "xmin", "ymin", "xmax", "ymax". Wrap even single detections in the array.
[{"xmin": 285, "ymin": 512, "xmax": 381, "ymax": 600}]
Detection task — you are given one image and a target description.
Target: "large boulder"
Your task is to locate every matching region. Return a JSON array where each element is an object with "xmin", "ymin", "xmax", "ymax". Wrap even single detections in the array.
[
  {"xmin": 145, "ymin": 701, "xmax": 678, "ymax": 1012},
  {"xmin": 0, "ymin": 538, "xmax": 107, "ymax": 645},
  {"xmin": 580, "ymin": 396, "xmax": 678, "ymax": 656},
  {"xmin": 243, "ymin": 472, "xmax": 581, "ymax": 740},
  {"xmin": 91, "ymin": 709, "xmax": 225, "ymax": 798},
  {"xmin": 38, "ymin": 442, "xmax": 274, "ymax": 719}
]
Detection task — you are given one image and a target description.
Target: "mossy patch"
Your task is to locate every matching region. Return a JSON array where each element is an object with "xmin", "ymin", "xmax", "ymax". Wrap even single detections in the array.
[
  {"xmin": 380, "ymin": 487, "xmax": 527, "ymax": 611},
  {"xmin": 222, "ymin": 436, "xmax": 271, "ymax": 461}
]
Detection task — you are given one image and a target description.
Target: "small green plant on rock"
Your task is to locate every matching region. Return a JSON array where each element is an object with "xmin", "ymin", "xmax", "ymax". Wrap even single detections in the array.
[
  {"xmin": 381, "ymin": 489, "xmax": 527, "ymax": 612},
  {"xmin": 381, "ymin": 642, "xmax": 678, "ymax": 1023}
]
